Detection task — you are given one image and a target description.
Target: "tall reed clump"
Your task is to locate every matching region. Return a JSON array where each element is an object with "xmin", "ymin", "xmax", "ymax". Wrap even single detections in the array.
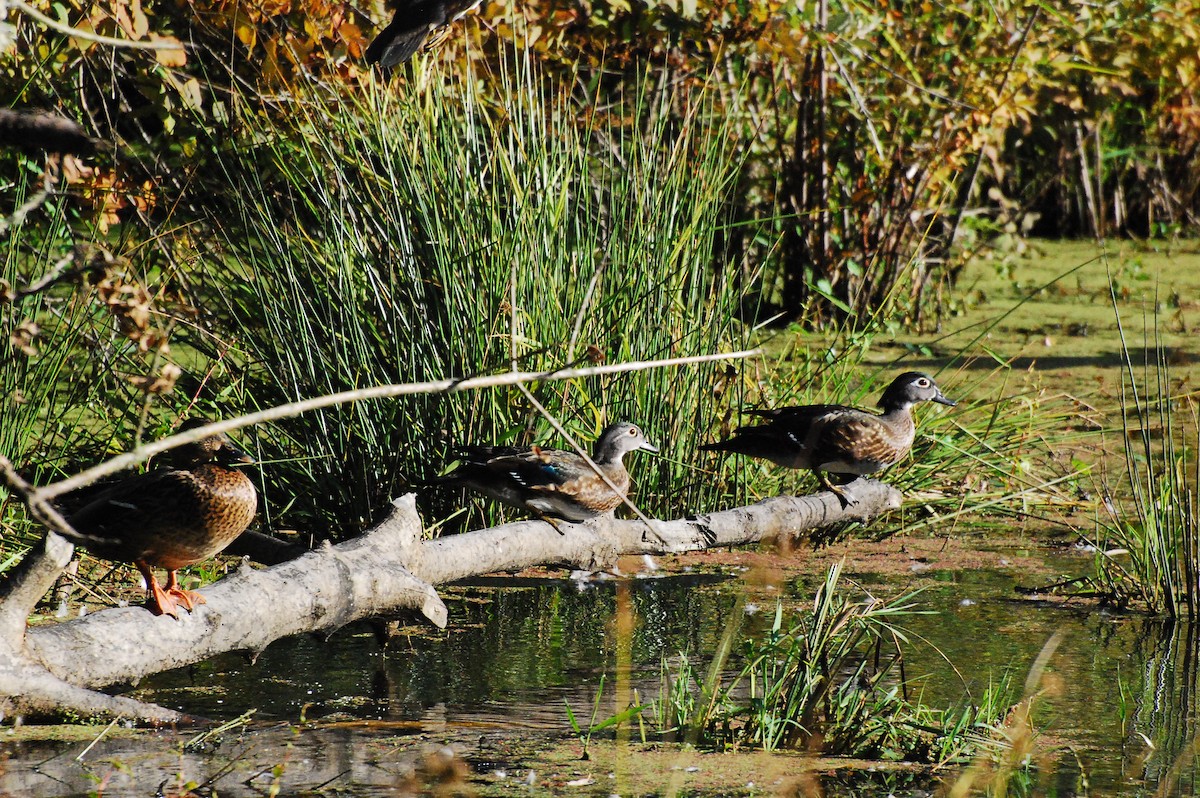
[
  {"xmin": 0, "ymin": 176, "xmax": 183, "ymax": 549},
  {"xmin": 1086, "ymin": 294, "xmax": 1199, "ymax": 617},
  {"xmin": 187, "ymin": 53, "xmax": 759, "ymax": 537}
]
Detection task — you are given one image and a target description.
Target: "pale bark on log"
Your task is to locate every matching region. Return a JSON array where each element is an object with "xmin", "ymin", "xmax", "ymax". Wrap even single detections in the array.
[{"xmin": 2, "ymin": 479, "xmax": 901, "ymax": 724}]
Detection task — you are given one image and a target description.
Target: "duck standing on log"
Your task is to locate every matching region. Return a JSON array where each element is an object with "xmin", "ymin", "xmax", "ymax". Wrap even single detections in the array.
[
  {"xmin": 702, "ymin": 372, "xmax": 956, "ymax": 505},
  {"xmin": 58, "ymin": 420, "xmax": 258, "ymax": 618},
  {"xmin": 438, "ymin": 421, "xmax": 659, "ymax": 524}
]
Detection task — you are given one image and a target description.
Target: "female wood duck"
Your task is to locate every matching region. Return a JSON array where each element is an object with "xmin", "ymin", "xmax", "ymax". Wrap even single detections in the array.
[
  {"xmin": 439, "ymin": 422, "xmax": 659, "ymax": 522},
  {"xmin": 701, "ymin": 372, "xmax": 956, "ymax": 503},
  {"xmin": 60, "ymin": 420, "xmax": 258, "ymax": 618},
  {"xmin": 365, "ymin": 0, "xmax": 483, "ymax": 67}
]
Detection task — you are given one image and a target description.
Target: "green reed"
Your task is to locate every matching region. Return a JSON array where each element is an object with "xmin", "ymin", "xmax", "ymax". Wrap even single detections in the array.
[
  {"xmin": 1085, "ymin": 287, "xmax": 1199, "ymax": 617},
  {"xmin": 0, "ymin": 183, "xmax": 145, "ymax": 548},
  {"xmin": 625, "ymin": 564, "xmax": 1016, "ymax": 762},
  {"xmin": 189, "ymin": 47, "xmax": 758, "ymax": 537}
]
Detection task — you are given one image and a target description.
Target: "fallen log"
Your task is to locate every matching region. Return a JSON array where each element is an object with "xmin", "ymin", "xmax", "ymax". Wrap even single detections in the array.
[{"xmin": 2, "ymin": 479, "xmax": 902, "ymax": 724}]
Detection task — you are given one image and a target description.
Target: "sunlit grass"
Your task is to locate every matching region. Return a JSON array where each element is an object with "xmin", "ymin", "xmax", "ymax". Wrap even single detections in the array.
[
  {"xmin": 1082, "ymin": 287, "xmax": 1200, "ymax": 618},
  {"xmin": 191, "ymin": 49, "xmax": 758, "ymax": 537}
]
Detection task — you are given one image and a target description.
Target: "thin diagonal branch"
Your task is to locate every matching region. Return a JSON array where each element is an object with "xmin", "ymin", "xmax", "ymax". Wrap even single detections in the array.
[
  {"xmin": 33, "ymin": 349, "xmax": 760, "ymax": 502},
  {"xmin": 10, "ymin": 0, "xmax": 184, "ymax": 50}
]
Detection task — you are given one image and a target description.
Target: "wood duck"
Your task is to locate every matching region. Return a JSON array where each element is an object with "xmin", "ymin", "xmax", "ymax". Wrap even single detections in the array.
[
  {"xmin": 438, "ymin": 422, "xmax": 659, "ymax": 522},
  {"xmin": 365, "ymin": 0, "xmax": 483, "ymax": 67},
  {"xmin": 59, "ymin": 420, "xmax": 258, "ymax": 618},
  {"xmin": 701, "ymin": 372, "xmax": 956, "ymax": 503}
]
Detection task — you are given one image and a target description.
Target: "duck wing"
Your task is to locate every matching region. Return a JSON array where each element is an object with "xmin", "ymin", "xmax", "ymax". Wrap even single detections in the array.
[
  {"xmin": 440, "ymin": 445, "xmax": 581, "ymax": 488},
  {"xmin": 810, "ymin": 412, "xmax": 901, "ymax": 475},
  {"xmin": 700, "ymin": 405, "xmax": 847, "ymax": 469},
  {"xmin": 485, "ymin": 448, "xmax": 590, "ymax": 490},
  {"xmin": 63, "ymin": 469, "xmax": 206, "ymax": 559}
]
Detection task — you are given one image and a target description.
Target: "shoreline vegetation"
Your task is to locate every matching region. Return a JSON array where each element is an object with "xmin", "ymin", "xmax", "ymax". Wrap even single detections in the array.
[{"xmin": 3, "ymin": 0, "xmax": 1200, "ymax": 793}]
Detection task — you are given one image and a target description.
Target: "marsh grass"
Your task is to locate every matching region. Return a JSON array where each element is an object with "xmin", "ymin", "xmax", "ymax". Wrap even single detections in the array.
[
  {"xmin": 606, "ymin": 564, "xmax": 1018, "ymax": 764},
  {"xmin": 1083, "ymin": 289, "xmax": 1200, "ymax": 617},
  {"xmin": 0, "ymin": 191, "xmax": 132, "ymax": 547},
  {"xmin": 188, "ymin": 50, "xmax": 758, "ymax": 537}
]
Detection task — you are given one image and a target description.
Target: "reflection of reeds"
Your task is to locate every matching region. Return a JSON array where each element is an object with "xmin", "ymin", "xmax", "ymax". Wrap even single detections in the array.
[
  {"xmin": 943, "ymin": 633, "xmax": 1060, "ymax": 798},
  {"xmin": 622, "ymin": 564, "xmax": 1016, "ymax": 764}
]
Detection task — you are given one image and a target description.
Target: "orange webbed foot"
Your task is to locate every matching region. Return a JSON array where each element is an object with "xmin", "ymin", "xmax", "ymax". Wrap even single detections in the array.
[
  {"xmin": 137, "ymin": 561, "xmax": 179, "ymax": 617},
  {"xmin": 143, "ymin": 574, "xmax": 182, "ymax": 618},
  {"xmin": 164, "ymin": 570, "xmax": 205, "ymax": 614},
  {"xmin": 167, "ymin": 587, "xmax": 206, "ymax": 612}
]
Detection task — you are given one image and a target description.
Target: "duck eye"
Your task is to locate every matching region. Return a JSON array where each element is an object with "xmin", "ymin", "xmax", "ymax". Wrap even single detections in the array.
[{"xmin": 917, "ymin": 378, "xmax": 930, "ymax": 387}]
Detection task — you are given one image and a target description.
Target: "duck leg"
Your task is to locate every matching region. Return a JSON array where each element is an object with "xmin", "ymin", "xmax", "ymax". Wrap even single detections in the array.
[
  {"xmin": 532, "ymin": 509, "xmax": 566, "ymax": 535},
  {"xmin": 164, "ymin": 569, "xmax": 206, "ymax": 612},
  {"xmin": 135, "ymin": 560, "xmax": 181, "ymax": 619},
  {"xmin": 817, "ymin": 471, "xmax": 860, "ymax": 508}
]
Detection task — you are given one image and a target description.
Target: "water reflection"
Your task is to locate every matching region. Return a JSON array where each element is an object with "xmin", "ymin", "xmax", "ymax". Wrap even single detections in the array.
[
  {"xmin": 1126, "ymin": 619, "xmax": 1200, "ymax": 792},
  {"xmin": 132, "ymin": 572, "xmax": 742, "ymax": 722},
  {"xmin": 6, "ymin": 566, "xmax": 1200, "ymax": 796}
]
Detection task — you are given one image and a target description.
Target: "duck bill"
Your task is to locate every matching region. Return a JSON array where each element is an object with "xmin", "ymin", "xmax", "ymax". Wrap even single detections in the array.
[
  {"xmin": 224, "ymin": 440, "xmax": 255, "ymax": 464},
  {"xmin": 641, "ymin": 441, "xmax": 660, "ymax": 453},
  {"xmin": 933, "ymin": 392, "xmax": 957, "ymax": 407}
]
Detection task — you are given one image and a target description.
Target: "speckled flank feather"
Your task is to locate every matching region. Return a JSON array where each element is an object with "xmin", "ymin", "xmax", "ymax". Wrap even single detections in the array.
[
  {"xmin": 68, "ymin": 466, "xmax": 256, "ymax": 569},
  {"xmin": 700, "ymin": 372, "xmax": 955, "ymax": 499},
  {"xmin": 60, "ymin": 422, "xmax": 258, "ymax": 617},
  {"xmin": 439, "ymin": 422, "xmax": 658, "ymax": 522}
]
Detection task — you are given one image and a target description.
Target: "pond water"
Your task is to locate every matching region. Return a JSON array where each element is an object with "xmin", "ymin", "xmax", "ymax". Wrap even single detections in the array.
[
  {"xmin": 4, "ymin": 553, "xmax": 1197, "ymax": 797},
  {"xmin": 6, "ymin": 241, "xmax": 1200, "ymax": 796}
]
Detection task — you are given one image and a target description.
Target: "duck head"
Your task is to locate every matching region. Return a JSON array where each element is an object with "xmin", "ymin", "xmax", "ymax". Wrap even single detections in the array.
[{"xmin": 877, "ymin": 372, "xmax": 956, "ymax": 413}]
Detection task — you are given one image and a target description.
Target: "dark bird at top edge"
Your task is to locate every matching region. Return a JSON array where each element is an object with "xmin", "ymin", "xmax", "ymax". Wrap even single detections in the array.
[
  {"xmin": 700, "ymin": 372, "xmax": 956, "ymax": 506},
  {"xmin": 57, "ymin": 419, "xmax": 258, "ymax": 618},
  {"xmin": 365, "ymin": 0, "xmax": 484, "ymax": 68},
  {"xmin": 435, "ymin": 421, "xmax": 659, "ymax": 525}
]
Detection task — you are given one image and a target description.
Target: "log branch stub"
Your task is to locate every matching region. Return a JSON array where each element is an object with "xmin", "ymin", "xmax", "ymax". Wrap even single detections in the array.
[
  {"xmin": 223, "ymin": 530, "xmax": 307, "ymax": 566},
  {"xmin": 0, "ymin": 663, "xmax": 183, "ymax": 725},
  {"xmin": 0, "ymin": 532, "xmax": 74, "ymax": 645}
]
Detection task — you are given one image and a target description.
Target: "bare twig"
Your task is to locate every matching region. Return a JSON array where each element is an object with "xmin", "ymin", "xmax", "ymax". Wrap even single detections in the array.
[
  {"xmin": 514, "ymin": 381, "xmax": 665, "ymax": 543},
  {"xmin": 0, "ymin": 455, "xmax": 78, "ymax": 539},
  {"xmin": 34, "ymin": 349, "xmax": 760, "ymax": 501},
  {"xmin": 10, "ymin": 0, "xmax": 185, "ymax": 50},
  {"xmin": 10, "ymin": 251, "xmax": 75, "ymax": 296}
]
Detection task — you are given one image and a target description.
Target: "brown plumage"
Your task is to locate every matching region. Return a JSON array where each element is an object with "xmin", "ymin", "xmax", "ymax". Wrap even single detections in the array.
[
  {"xmin": 60, "ymin": 421, "xmax": 258, "ymax": 617},
  {"xmin": 364, "ymin": 0, "xmax": 483, "ymax": 68},
  {"xmin": 437, "ymin": 422, "xmax": 658, "ymax": 523},
  {"xmin": 700, "ymin": 372, "xmax": 956, "ymax": 504}
]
